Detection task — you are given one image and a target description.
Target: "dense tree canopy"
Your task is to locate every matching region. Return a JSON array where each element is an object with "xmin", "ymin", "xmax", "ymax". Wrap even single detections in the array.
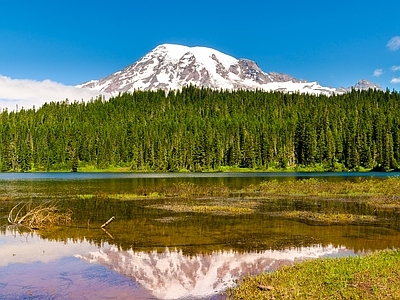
[{"xmin": 1, "ymin": 87, "xmax": 399, "ymax": 172}]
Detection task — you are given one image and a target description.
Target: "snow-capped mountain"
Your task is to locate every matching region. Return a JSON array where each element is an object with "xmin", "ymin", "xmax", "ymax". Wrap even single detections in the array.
[{"xmin": 78, "ymin": 44, "xmax": 343, "ymax": 96}]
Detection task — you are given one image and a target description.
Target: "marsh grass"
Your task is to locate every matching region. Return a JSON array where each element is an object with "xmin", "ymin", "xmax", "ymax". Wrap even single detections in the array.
[
  {"xmin": 107, "ymin": 192, "xmax": 162, "ymax": 200},
  {"xmin": 244, "ymin": 177, "xmax": 400, "ymax": 196},
  {"xmin": 152, "ymin": 201, "xmax": 256, "ymax": 215},
  {"xmin": 77, "ymin": 194, "xmax": 96, "ymax": 200},
  {"xmin": 241, "ymin": 178, "xmax": 400, "ymax": 213},
  {"xmin": 227, "ymin": 249, "xmax": 400, "ymax": 299},
  {"xmin": 74, "ymin": 178, "xmax": 400, "ymax": 218},
  {"xmin": 76, "ymin": 182, "xmax": 230, "ymax": 201},
  {"xmin": 269, "ymin": 211, "xmax": 378, "ymax": 224}
]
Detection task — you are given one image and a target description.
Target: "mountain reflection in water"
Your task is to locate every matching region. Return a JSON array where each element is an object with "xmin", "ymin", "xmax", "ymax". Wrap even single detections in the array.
[
  {"xmin": 78, "ymin": 245, "xmax": 352, "ymax": 299},
  {"xmin": 0, "ymin": 228, "xmax": 352, "ymax": 300}
]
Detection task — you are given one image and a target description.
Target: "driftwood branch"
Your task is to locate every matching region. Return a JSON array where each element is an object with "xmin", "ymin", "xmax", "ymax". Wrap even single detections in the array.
[
  {"xmin": 8, "ymin": 201, "xmax": 71, "ymax": 229},
  {"xmin": 101, "ymin": 227, "xmax": 115, "ymax": 239},
  {"xmin": 101, "ymin": 216, "xmax": 115, "ymax": 228}
]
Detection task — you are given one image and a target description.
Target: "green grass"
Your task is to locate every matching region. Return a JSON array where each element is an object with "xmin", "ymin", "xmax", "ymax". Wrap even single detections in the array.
[
  {"xmin": 240, "ymin": 177, "xmax": 400, "ymax": 212},
  {"xmin": 271, "ymin": 211, "xmax": 378, "ymax": 224},
  {"xmin": 20, "ymin": 161, "xmax": 372, "ymax": 173},
  {"xmin": 150, "ymin": 200, "xmax": 257, "ymax": 215},
  {"xmin": 227, "ymin": 249, "xmax": 400, "ymax": 299},
  {"xmin": 70, "ymin": 178, "xmax": 400, "ymax": 221},
  {"xmin": 77, "ymin": 194, "xmax": 96, "ymax": 200},
  {"xmin": 242, "ymin": 177, "xmax": 400, "ymax": 195},
  {"xmin": 107, "ymin": 192, "xmax": 162, "ymax": 200}
]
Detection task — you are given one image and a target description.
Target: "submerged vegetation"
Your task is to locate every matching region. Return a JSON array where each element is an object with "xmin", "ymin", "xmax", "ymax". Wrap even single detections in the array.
[
  {"xmin": 1, "ymin": 88, "xmax": 400, "ymax": 172},
  {"xmin": 69, "ymin": 177, "xmax": 400, "ymax": 221},
  {"xmin": 227, "ymin": 249, "xmax": 400, "ymax": 299}
]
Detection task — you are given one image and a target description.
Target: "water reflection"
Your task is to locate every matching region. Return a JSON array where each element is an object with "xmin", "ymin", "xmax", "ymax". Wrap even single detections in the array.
[
  {"xmin": 1, "ymin": 173, "xmax": 400, "ymax": 299},
  {"xmin": 78, "ymin": 245, "xmax": 352, "ymax": 300},
  {"xmin": 0, "ymin": 228, "xmax": 353, "ymax": 300}
]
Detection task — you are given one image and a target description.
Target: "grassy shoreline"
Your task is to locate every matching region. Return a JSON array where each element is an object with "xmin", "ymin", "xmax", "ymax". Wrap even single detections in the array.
[
  {"xmin": 4, "ymin": 162, "xmax": 393, "ymax": 173},
  {"xmin": 226, "ymin": 249, "xmax": 400, "ymax": 299}
]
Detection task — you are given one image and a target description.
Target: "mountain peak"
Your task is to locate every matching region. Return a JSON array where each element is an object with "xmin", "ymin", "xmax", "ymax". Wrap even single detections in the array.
[{"xmin": 353, "ymin": 79, "xmax": 382, "ymax": 91}]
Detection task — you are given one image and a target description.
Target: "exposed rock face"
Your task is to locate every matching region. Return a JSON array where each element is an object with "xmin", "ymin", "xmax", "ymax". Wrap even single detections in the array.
[
  {"xmin": 353, "ymin": 79, "xmax": 382, "ymax": 91},
  {"xmin": 78, "ymin": 44, "xmax": 381, "ymax": 96}
]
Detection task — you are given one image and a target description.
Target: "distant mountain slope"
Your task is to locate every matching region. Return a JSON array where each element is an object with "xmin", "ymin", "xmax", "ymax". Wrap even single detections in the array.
[
  {"xmin": 78, "ymin": 44, "xmax": 381, "ymax": 96},
  {"xmin": 353, "ymin": 79, "xmax": 382, "ymax": 91}
]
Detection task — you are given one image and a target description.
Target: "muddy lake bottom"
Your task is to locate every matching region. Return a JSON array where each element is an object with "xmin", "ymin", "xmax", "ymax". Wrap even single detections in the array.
[{"xmin": 1, "ymin": 172, "xmax": 400, "ymax": 299}]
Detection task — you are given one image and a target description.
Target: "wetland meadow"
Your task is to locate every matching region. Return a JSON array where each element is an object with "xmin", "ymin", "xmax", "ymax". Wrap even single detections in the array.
[{"xmin": 1, "ymin": 172, "xmax": 400, "ymax": 299}]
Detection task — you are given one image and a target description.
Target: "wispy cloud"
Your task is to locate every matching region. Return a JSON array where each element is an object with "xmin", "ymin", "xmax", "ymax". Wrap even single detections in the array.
[
  {"xmin": 373, "ymin": 69, "xmax": 383, "ymax": 77},
  {"xmin": 0, "ymin": 75, "xmax": 108, "ymax": 111},
  {"xmin": 391, "ymin": 77, "xmax": 400, "ymax": 84},
  {"xmin": 387, "ymin": 36, "xmax": 400, "ymax": 51},
  {"xmin": 391, "ymin": 65, "xmax": 400, "ymax": 72}
]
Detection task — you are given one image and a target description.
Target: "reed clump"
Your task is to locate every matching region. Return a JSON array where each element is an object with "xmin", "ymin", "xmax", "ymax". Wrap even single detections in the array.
[{"xmin": 8, "ymin": 201, "xmax": 72, "ymax": 230}]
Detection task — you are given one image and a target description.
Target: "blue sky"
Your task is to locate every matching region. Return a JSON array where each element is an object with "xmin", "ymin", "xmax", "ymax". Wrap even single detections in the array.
[{"xmin": 1, "ymin": 0, "xmax": 400, "ymax": 91}]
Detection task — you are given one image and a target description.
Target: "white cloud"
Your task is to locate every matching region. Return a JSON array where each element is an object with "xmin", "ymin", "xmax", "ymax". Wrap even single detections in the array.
[
  {"xmin": 0, "ymin": 75, "xmax": 109, "ymax": 111},
  {"xmin": 391, "ymin": 65, "xmax": 400, "ymax": 72},
  {"xmin": 387, "ymin": 36, "xmax": 400, "ymax": 51},
  {"xmin": 391, "ymin": 77, "xmax": 400, "ymax": 84},
  {"xmin": 373, "ymin": 69, "xmax": 383, "ymax": 77}
]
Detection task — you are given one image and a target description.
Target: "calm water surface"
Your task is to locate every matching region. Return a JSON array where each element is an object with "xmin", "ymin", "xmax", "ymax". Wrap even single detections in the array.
[{"xmin": 1, "ymin": 172, "xmax": 400, "ymax": 299}]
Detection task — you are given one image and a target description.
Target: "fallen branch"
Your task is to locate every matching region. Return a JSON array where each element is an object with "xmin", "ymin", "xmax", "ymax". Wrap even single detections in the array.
[
  {"xmin": 101, "ymin": 216, "xmax": 115, "ymax": 228},
  {"xmin": 8, "ymin": 201, "xmax": 72, "ymax": 229}
]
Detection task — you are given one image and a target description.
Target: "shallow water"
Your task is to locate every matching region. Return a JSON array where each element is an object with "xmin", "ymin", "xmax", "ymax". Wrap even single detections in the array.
[{"xmin": 1, "ymin": 173, "xmax": 400, "ymax": 299}]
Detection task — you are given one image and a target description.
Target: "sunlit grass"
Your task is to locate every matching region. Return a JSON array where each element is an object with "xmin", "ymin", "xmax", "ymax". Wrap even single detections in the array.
[
  {"xmin": 244, "ymin": 177, "xmax": 400, "ymax": 196},
  {"xmin": 107, "ymin": 192, "xmax": 162, "ymax": 200},
  {"xmin": 77, "ymin": 194, "xmax": 96, "ymax": 200},
  {"xmin": 73, "ymin": 178, "xmax": 400, "ymax": 219},
  {"xmin": 150, "ymin": 199, "xmax": 258, "ymax": 215},
  {"xmin": 270, "ymin": 211, "xmax": 377, "ymax": 224},
  {"xmin": 227, "ymin": 249, "xmax": 400, "ymax": 299}
]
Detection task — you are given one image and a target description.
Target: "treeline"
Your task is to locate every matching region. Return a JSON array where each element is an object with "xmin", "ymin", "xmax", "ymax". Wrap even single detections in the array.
[{"xmin": 1, "ymin": 86, "xmax": 400, "ymax": 172}]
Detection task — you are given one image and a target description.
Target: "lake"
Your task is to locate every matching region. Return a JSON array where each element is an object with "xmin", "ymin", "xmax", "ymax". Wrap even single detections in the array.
[{"xmin": 1, "ymin": 172, "xmax": 400, "ymax": 299}]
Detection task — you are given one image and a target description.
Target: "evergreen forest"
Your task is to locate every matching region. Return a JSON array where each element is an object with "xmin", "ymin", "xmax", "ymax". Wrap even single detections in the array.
[{"xmin": 1, "ymin": 87, "xmax": 400, "ymax": 172}]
